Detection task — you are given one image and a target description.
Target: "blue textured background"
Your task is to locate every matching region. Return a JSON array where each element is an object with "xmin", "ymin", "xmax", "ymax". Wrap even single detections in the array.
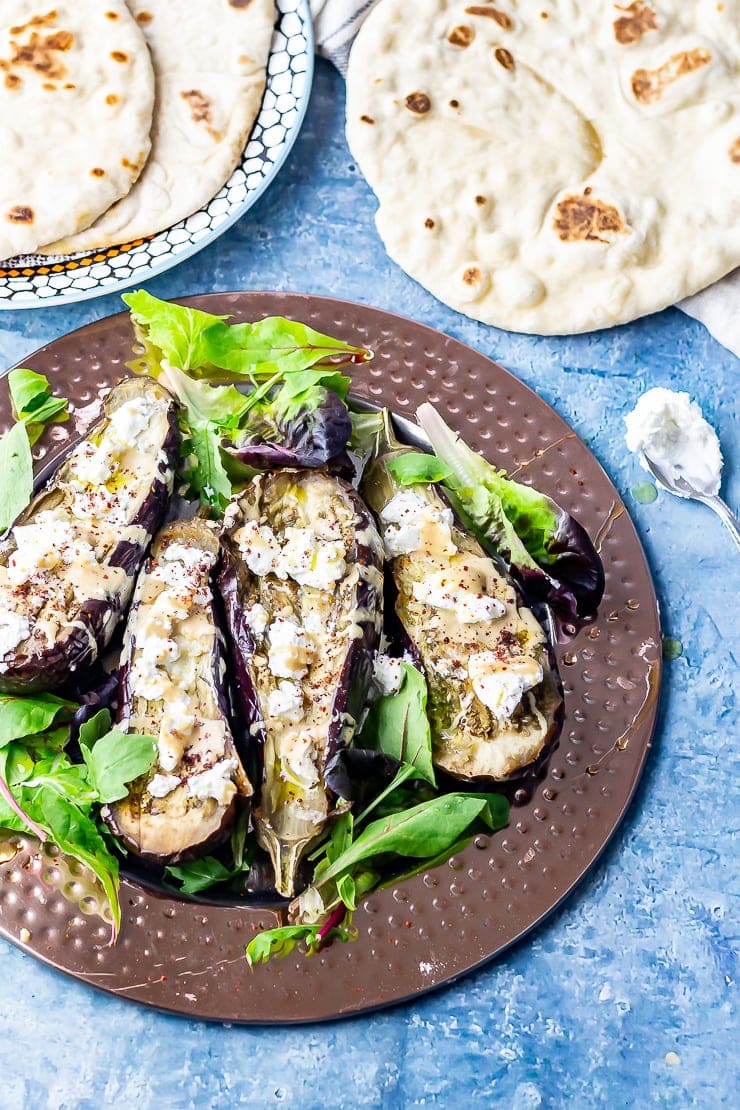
[{"xmin": 0, "ymin": 62, "xmax": 737, "ymax": 1108}]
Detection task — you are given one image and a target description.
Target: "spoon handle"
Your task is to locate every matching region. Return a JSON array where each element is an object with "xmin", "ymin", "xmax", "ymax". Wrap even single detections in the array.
[{"xmin": 704, "ymin": 494, "xmax": 740, "ymax": 551}]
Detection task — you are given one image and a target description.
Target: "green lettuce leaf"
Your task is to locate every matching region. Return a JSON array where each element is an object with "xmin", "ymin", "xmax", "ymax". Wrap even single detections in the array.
[
  {"xmin": 0, "ymin": 421, "xmax": 33, "ymax": 532},
  {"xmin": 415, "ymin": 402, "xmax": 605, "ymax": 623},
  {"xmin": 158, "ymin": 364, "xmax": 252, "ymax": 512},
  {"xmin": 124, "ymin": 290, "xmax": 370, "ymax": 380},
  {"xmin": 0, "ymin": 693, "xmax": 77, "ymax": 748},
  {"xmin": 79, "ymin": 724, "xmax": 157, "ymax": 805},
  {"xmin": 8, "ymin": 368, "xmax": 68, "ymax": 445},
  {"xmin": 386, "ymin": 453, "xmax": 452, "ymax": 486},
  {"xmin": 358, "ymin": 663, "xmax": 435, "ymax": 785}
]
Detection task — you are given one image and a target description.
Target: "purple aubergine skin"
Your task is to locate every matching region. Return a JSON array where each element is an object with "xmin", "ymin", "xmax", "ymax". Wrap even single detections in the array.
[
  {"xmin": 217, "ymin": 537, "xmax": 266, "ymax": 795},
  {"xmin": 0, "ymin": 378, "xmax": 179, "ymax": 695},
  {"xmin": 217, "ymin": 471, "xmax": 383, "ymax": 806},
  {"xmin": 323, "ymin": 497, "xmax": 382, "ymax": 798},
  {"xmin": 227, "ymin": 389, "xmax": 352, "ymax": 471},
  {"xmin": 107, "ymin": 520, "xmax": 252, "ymax": 866}
]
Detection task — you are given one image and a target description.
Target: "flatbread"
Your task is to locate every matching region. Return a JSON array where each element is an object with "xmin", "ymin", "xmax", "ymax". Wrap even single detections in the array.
[
  {"xmin": 346, "ymin": 0, "xmax": 740, "ymax": 334},
  {"xmin": 43, "ymin": 0, "xmax": 275, "ymax": 254},
  {"xmin": 0, "ymin": 1, "xmax": 154, "ymax": 261}
]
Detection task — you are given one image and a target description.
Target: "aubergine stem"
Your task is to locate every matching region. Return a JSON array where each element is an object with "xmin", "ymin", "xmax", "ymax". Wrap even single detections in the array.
[
  {"xmin": 258, "ymin": 825, "xmax": 309, "ymax": 900},
  {"xmin": 256, "ymin": 766, "xmax": 328, "ymax": 898}
]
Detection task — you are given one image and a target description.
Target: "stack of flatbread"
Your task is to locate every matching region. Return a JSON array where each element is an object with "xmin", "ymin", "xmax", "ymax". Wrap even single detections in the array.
[
  {"xmin": 346, "ymin": 0, "xmax": 740, "ymax": 335},
  {"xmin": 0, "ymin": 0, "xmax": 274, "ymax": 262}
]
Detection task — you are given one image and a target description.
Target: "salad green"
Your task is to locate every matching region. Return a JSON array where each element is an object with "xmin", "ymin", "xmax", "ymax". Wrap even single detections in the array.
[
  {"xmin": 0, "ymin": 696, "xmax": 155, "ymax": 939},
  {"xmin": 0, "ymin": 369, "xmax": 69, "ymax": 531}
]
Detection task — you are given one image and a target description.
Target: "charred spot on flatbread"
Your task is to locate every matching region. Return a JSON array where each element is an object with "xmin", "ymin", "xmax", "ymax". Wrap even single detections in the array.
[
  {"xmin": 613, "ymin": 3, "xmax": 658, "ymax": 46},
  {"xmin": 424, "ymin": 217, "xmax": 435, "ymax": 228},
  {"xmin": 91, "ymin": 167, "xmax": 106, "ymax": 177},
  {"xmin": 360, "ymin": 114, "xmax": 375, "ymax": 124},
  {"xmin": 136, "ymin": 11, "xmax": 153, "ymax": 22},
  {"xmin": 110, "ymin": 50, "xmax": 129, "ymax": 63},
  {"xmin": 405, "ymin": 92, "xmax": 431, "ymax": 114},
  {"xmin": 105, "ymin": 10, "xmax": 120, "ymax": 18},
  {"xmin": 448, "ymin": 25, "xmax": 475, "ymax": 47},
  {"xmin": 494, "ymin": 47, "xmax": 515, "ymax": 70},
  {"xmin": 181, "ymin": 89, "xmax": 223, "ymax": 142},
  {"xmin": 0, "ymin": 25, "xmax": 75, "ymax": 84},
  {"xmin": 229, "ymin": 0, "xmax": 255, "ymax": 7},
  {"xmin": 553, "ymin": 195, "xmax": 627, "ymax": 243},
  {"xmin": 7, "ymin": 206, "xmax": 34, "ymax": 224},
  {"xmin": 9, "ymin": 12, "xmax": 59, "ymax": 36},
  {"xmin": 465, "ymin": 6, "xmax": 513, "ymax": 30},
  {"xmin": 631, "ymin": 48, "xmax": 711, "ymax": 105},
  {"xmin": 729, "ymin": 139, "xmax": 740, "ymax": 164}
]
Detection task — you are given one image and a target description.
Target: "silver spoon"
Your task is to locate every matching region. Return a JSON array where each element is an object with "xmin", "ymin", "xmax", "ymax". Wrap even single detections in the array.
[{"xmin": 641, "ymin": 453, "xmax": 740, "ymax": 550}]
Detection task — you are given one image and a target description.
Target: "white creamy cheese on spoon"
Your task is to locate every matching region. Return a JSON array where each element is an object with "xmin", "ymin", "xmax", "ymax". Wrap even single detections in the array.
[{"xmin": 624, "ymin": 388, "xmax": 723, "ymax": 497}]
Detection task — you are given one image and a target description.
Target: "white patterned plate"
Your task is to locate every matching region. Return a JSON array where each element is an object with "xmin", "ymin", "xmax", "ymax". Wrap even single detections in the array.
[{"xmin": 0, "ymin": 0, "xmax": 313, "ymax": 310}]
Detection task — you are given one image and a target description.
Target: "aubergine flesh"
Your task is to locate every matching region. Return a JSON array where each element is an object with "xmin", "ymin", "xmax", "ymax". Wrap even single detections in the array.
[
  {"xmin": 362, "ymin": 445, "xmax": 562, "ymax": 782},
  {"xmin": 105, "ymin": 519, "xmax": 253, "ymax": 865},
  {"xmin": 0, "ymin": 377, "xmax": 178, "ymax": 694},
  {"xmin": 219, "ymin": 468, "xmax": 383, "ymax": 897}
]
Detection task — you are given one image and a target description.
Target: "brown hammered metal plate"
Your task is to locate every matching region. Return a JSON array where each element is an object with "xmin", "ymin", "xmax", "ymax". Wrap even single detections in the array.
[{"xmin": 0, "ymin": 293, "xmax": 661, "ymax": 1022}]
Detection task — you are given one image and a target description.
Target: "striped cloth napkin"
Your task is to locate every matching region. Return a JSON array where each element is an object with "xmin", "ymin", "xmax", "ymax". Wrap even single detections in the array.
[{"xmin": 309, "ymin": 0, "xmax": 740, "ymax": 357}]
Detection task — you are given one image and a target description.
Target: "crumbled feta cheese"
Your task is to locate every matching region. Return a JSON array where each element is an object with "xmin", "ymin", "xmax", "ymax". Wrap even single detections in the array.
[
  {"xmin": 382, "ymin": 522, "xmax": 421, "ymax": 559},
  {"xmin": 244, "ymin": 602, "xmax": 269, "ymax": 639},
  {"xmin": 72, "ymin": 442, "xmax": 114, "ymax": 486},
  {"xmin": 281, "ymin": 734, "xmax": 319, "ymax": 787},
  {"xmin": 61, "ymin": 539, "xmax": 97, "ymax": 568},
  {"xmin": 267, "ymin": 618, "xmax": 312, "ymax": 679},
  {"xmin": 7, "ymin": 522, "xmax": 66, "ymax": 581},
  {"xmin": 372, "ymin": 653, "xmax": 404, "ymax": 697},
  {"xmin": 130, "ymin": 651, "xmax": 170, "ymax": 701},
  {"xmin": 140, "ymin": 635, "xmax": 180, "ymax": 666},
  {"xmin": 380, "ymin": 489, "xmax": 428, "ymax": 528},
  {"xmin": 162, "ymin": 541, "xmax": 216, "ymax": 571},
  {"xmin": 412, "ymin": 571, "xmax": 506, "ymax": 623},
  {"xmin": 108, "ymin": 396, "xmax": 156, "ymax": 448},
  {"xmin": 0, "ymin": 610, "xmax": 30, "ymax": 657},
  {"xmin": 69, "ymin": 397, "xmax": 158, "ymax": 489},
  {"xmin": 148, "ymin": 586, "xmax": 191, "ymax": 626},
  {"xmin": 150, "ymin": 544, "xmax": 212, "ymax": 610},
  {"xmin": 380, "ymin": 489, "xmax": 456, "ymax": 559},
  {"xmin": 267, "ymin": 680, "xmax": 304, "ymax": 722},
  {"xmin": 163, "ymin": 697, "xmax": 196, "ymax": 737},
  {"xmin": 468, "ymin": 652, "xmax": 543, "ymax": 720},
  {"xmin": 157, "ymin": 735, "xmax": 182, "ymax": 773},
  {"xmin": 233, "ymin": 521, "xmax": 285, "ymax": 578},
  {"xmin": 148, "ymin": 773, "xmax": 181, "ymax": 798},
  {"xmin": 187, "ymin": 759, "xmax": 238, "ymax": 805},
  {"xmin": 281, "ymin": 526, "xmax": 347, "ymax": 589}
]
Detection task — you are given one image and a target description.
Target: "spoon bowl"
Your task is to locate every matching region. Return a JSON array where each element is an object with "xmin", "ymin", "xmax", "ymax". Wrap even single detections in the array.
[{"xmin": 642, "ymin": 453, "xmax": 740, "ymax": 550}]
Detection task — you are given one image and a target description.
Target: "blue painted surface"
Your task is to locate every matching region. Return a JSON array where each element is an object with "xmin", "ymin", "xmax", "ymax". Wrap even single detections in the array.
[{"xmin": 0, "ymin": 61, "xmax": 737, "ymax": 1109}]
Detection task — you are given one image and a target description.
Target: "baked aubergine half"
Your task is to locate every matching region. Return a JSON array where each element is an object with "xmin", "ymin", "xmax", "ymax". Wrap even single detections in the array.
[
  {"xmin": 219, "ymin": 469, "xmax": 384, "ymax": 897},
  {"xmin": 362, "ymin": 444, "xmax": 562, "ymax": 783},
  {"xmin": 105, "ymin": 519, "xmax": 253, "ymax": 865},
  {"xmin": 0, "ymin": 377, "xmax": 178, "ymax": 694}
]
